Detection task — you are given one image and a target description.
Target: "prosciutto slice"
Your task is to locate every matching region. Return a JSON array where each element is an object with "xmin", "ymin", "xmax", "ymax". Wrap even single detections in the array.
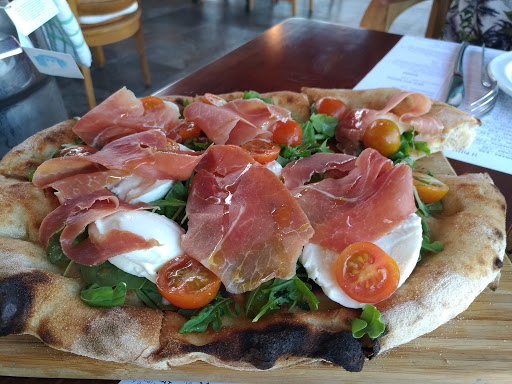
[
  {"xmin": 34, "ymin": 130, "xmax": 204, "ymax": 197},
  {"xmin": 336, "ymin": 91, "xmax": 444, "ymax": 147},
  {"xmin": 88, "ymin": 130, "xmax": 205, "ymax": 180},
  {"xmin": 291, "ymin": 148, "xmax": 416, "ymax": 252},
  {"xmin": 73, "ymin": 87, "xmax": 180, "ymax": 147},
  {"xmin": 183, "ymin": 98, "xmax": 291, "ymax": 145},
  {"xmin": 39, "ymin": 191, "xmax": 154, "ymax": 266},
  {"xmin": 181, "ymin": 145, "xmax": 314, "ymax": 294},
  {"xmin": 281, "ymin": 152, "xmax": 356, "ymax": 190}
]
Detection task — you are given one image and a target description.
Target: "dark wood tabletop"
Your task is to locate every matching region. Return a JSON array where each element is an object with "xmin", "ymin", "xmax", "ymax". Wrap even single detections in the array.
[{"xmin": 4, "ymin": 17, "xmax": 511, "ymax": 384}]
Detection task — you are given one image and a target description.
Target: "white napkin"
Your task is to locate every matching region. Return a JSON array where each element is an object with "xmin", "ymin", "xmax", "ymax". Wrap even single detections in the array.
[{"xmin": 40, "ymin": 0, "xmax": 91, "ymax": 67}]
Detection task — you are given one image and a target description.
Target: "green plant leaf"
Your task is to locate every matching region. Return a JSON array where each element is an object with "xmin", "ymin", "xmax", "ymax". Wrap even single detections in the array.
[
  {"xmin": 81, "ymin": 283, "xmax": 127, "ymax": 307},
  {"xmin": 350, "ymin": 304, "xmax": 386, "ymax": 339},
  {"xmin": 179, "ymin": 293, "xmax": 240, "ymax": 334}
]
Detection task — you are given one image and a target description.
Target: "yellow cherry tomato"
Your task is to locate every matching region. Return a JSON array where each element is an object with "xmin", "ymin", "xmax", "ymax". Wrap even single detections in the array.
[
  {"xmin": 363, "ymin": 119, "xmax": 401, "ymax": 157},
  {"xmin": 413, "ymin": 172, "xmax": 449, "ymax": 204}
]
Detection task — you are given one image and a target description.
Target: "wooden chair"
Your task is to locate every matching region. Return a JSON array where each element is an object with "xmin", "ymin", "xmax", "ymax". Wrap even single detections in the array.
[
  {"xmin": 360, "ymin": 0, "xmax": 452, "ymax": 39},
  {"xmin": 67, "ymin": 0, "xmax": 151, "ymax": 109}
]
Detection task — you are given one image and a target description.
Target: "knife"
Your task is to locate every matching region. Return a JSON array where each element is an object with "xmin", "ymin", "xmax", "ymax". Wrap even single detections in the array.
[{"xmin": 445, "ymin": 41, "xmax": 469, "ymax": 107}]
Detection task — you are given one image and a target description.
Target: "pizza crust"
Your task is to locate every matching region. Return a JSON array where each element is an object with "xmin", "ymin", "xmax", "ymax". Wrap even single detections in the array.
[
  {"xmin": 0, "ymin": 89, "xmax": 505, "ymax": 372},
  {"xmin": 301, "ymin": 87, "xmax": 480, "ymax": 156}
]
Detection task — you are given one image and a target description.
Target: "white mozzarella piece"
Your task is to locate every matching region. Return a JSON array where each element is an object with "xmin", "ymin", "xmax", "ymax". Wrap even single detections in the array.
[
  {"xmin": 108, "ymin": 174, "xmax": 174, "ymax": 204},
  {"xmin": 300, "ymin": 213, "xmax": 422, "ymax": 309},
  {"xmin": 88, "ymin": 210, "xmax": 185, "ymax": 283},
  {"xmin": 163, "ymin": 100, "xmax": 180, "ymax": 113},
  {"xmin": 265, "ymin": 160, "xmax": 283, "ymax": 178}
]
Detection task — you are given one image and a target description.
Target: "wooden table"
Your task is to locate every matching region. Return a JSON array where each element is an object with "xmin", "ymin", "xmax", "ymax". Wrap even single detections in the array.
[{"xmin": 3, "ymin": 18, "xmax": 511, "ymax": 384}]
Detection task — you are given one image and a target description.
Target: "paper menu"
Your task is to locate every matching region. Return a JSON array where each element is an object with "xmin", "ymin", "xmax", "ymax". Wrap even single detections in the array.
[{"xmin": 354, "ymin": 35, "xmax": 512, "ymax": 175}]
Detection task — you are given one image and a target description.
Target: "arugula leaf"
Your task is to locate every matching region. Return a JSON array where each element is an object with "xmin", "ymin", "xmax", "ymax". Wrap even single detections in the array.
[
  {"xmin": 46, "ymin": 232, "xmax": 70, "ymax": 264},
  {"xmin": 150, "ymin": 177, "xmax": 192, "ymax": 228},
  {"xmin": 46, "ymin": 229, "xmax": 88, "ymax": 265},
  {"xmin": 179, "ymin": 293, "xmax": 240, "ymax": 333},
  {"xmin": 349, "ymin": 304, "xmax": 386, "ymax": 339},
  {"xmin": 242, "ymin": 90, "xmax": 272, "ymax": 104},
  {"xmin": 136, "ymin": 281, "xmax": 177, "ymax": 310},
  {"xmin": 81, "ymin": 283, "xmax": 127, "ymax": 307},
  {"xmin": 183, "ymin": 137, "xmax": 213, "ymax": 151},
  {"xmin": 244, "ymin": 275, "xmax": 319, "ymax": 322},
  {"xmin": 277, "ymin": 116, "xmax": 336, "ymax": 166},
  {"xmin": 79, "ymin": 261, "xmax": 147, "ymax": 289},
  {"xmin": 27, "ymin": 170, "xmax": 35, "ymax": 182},
  {"xmin": 388, "ymin": 130, "xmax": 430, "ymax": 168},
  {"xmin": 420, "ymin": 235, "xmax": 443, "ymax": 256},
  {"xmin": 309, "ymin": 113, "xmax": 338, "ymax": 140}
]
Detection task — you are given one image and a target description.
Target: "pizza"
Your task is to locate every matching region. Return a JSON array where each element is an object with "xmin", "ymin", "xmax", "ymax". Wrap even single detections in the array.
[{"xmin": 0, "ymin": 87, "xmax": 505, "ymax": 373}]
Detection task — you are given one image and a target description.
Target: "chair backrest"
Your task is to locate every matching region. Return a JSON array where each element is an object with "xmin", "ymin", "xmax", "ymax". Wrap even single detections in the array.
[{"xmin": 360, "ymin": 0, "xmax": 452, "ymax": 39}]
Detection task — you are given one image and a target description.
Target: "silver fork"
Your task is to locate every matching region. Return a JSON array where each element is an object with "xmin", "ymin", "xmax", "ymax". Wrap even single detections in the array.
[{"xmin": 470, "ymin": 44, "xmax": 499, "ymax": 118}]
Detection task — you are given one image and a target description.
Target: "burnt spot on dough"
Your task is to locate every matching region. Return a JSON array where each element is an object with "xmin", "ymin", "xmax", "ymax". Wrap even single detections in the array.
[
  {"xmin": 173, "ymin": 97, "xmax": 187, "ymax": 108},
  {"xmin": 0, "ymin": 270, "xmax": 50, "ymax": 336},
  {"xmin": 494, "ymin": 257, "xmax": 503, "ymax": 269},
  {"xmin": 492, "ymin": 227, "xmax": 504, "ymax": 242},
  {"xmin": 37, "ymin": 318, "xmax": 56, "ymax": 345},
  {"xmin": 164, "ymin": 324, "xmax": 367, "ymax": 372}
]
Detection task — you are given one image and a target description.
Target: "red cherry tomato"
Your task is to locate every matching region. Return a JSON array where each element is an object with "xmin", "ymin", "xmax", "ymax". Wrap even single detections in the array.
[
  {"xmin": 362, "ymin": 119, "xmax": 401, "ymax": 157},
  {"xmin": 413, "ymin": 172, "xmax": 449, "ymax": 204},
  {"xmin": 338, "ymin": 109, "xmax": 370, "ymax": 131},
  {"xmin": 241, "ymin": 138, "xmax": 281, "ymax": 164},
  {"xmin": 315, "ymin": 97, "xmax": 349, "ymax": 120},
  {"xmin": 156, "ymin": 255, "xmax": 221, "ymax": 309},
  {"xmin": 173, "ymin": 120, "xmax": 201, "ymax": 143},
  {"xmin": 140, "ymin": 96, "xmax": 164, "ymax": 110},
  {"xmin": 56, "ymin": 145, "xmax": 98, "ymax": 157},
  {"xmin": 335, "ymin": 242, "xmax": 400, "ymax": 304},
  {"xmin": 270, "ymin": 119, "xmax": 303, "ymax": 146},
  {"xmin": 202, "ymin": 93, "xmax": 227, "ymax": 107}
]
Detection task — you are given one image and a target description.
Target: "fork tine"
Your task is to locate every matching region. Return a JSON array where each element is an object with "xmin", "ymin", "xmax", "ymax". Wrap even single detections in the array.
[
  {"xmin": 471, "ymin": 91, "xmax": 498, "ymax": 117},
  {"xmin": 470, "ymin": 86, "xmax": 498, "ymax": 107}
]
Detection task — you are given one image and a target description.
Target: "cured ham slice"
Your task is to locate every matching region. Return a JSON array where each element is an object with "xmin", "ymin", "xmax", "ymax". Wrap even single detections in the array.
[
  {"xmin": 281, "ymin": 152, "xmax": 356, "ymax": 190},
  {"xmin": 88, "ymin": 130, "xmax": 205, "ymax": 180},
  {"xmin": 336, "ymin": 91, "xmax": 444, "ymax": 147},
  {"xmin": 39, "ymin": 191, "xmax": 154, "ymax": 266},
  {"xmin": 73, "ymin": 87, "xmax": 180, "ymax": 147},
  {"xmin": 34, "ymin": 131, "xmax": 203, "ymax": 198},
  {"xmin": 181, "ymin": 145, "xmax": 314, "ymax": 294},
  {"xmin": 183, "ymin": 98, "xmax": 291, "ymax": 145},
  {"xmin": 291, "ymin": 148, "xmax": 416, "ymax": 252}
]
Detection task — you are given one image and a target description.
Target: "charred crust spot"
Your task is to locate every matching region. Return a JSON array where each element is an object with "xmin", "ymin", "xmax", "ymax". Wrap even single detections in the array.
[
  {"xmin": 501, "ymin": 203, "xmax": 506, "ymax": 212},
  {"xmin": 494, "ymin": 257, "xmax": 503, "ymax": 269},
  {"xmin": 174, "ymin": 97, "xmax": 186, "ymax": 108},
  {"xmin": 0, "ymin": 270, "xmax": 50, "ymax": 336},
  {"xmin": 493, "ymin": 228, "xmax": 504, "ymax": 242},
  {"xmin": 37, "ymin": 319, "xmax": 56, "ymax": 345},
  {"xmin": 172, "ymin": 324, "xmax": 368, "ymax": 372}
]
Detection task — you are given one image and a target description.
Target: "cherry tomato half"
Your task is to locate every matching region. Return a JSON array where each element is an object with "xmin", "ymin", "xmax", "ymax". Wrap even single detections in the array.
[
  {"xmin": 57, "ymin": 145, "xmax": 98, "ymax": 157},
  {"xmin": 241, "ymin": 138, "xmax": 281, "ymax": 164},
  {"xmin": 173, "ymin": 120, "xmax": 201, "ymax": 143},
  {"xmin": 140, "ymin": 96, "xmax": 164, "ymax": 110},
  {"xmin": 362, "ymin": 119, "xmax": 401, "ymax": 157},
  {"xmin": 335, "ymin": 242, "xmax": 400, "ymax": 304},
  {"xmin": 315, "ymin": 97, "xmax": 349, "ymax": 120},
  {"xmin": 202, "ymin": 93, "xmax": 227, "ymax": 107},
  {"xmin": 413, "ymin": 172, "xmax": 449, "ymax": 204},
  {"xmin": 270, "ymin": 119, "xmax": 303, "ymax": 146},
  {"xmin": 156, "ymin": 254, "xmax": 221, "ymax": 309}
]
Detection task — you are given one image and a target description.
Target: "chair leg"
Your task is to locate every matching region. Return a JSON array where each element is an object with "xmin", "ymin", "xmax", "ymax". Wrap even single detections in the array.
[
  {"xmin": 309, "ymin": 0, "xmax": 313, "ymax": 13},
  {"xmin": 292, "ymin": 0, "xmax": 296, "ymax": 16},
  {"xmin": 91, "ymin": 46, "xmax": 105, "ymax": 68},
  {"xmin": 80, "ymin": 64, "xmax": 96, "ymax": 110},
  {"xmin": 134, "ymin": 28, "xmax": 151, "ymax": 87}
]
